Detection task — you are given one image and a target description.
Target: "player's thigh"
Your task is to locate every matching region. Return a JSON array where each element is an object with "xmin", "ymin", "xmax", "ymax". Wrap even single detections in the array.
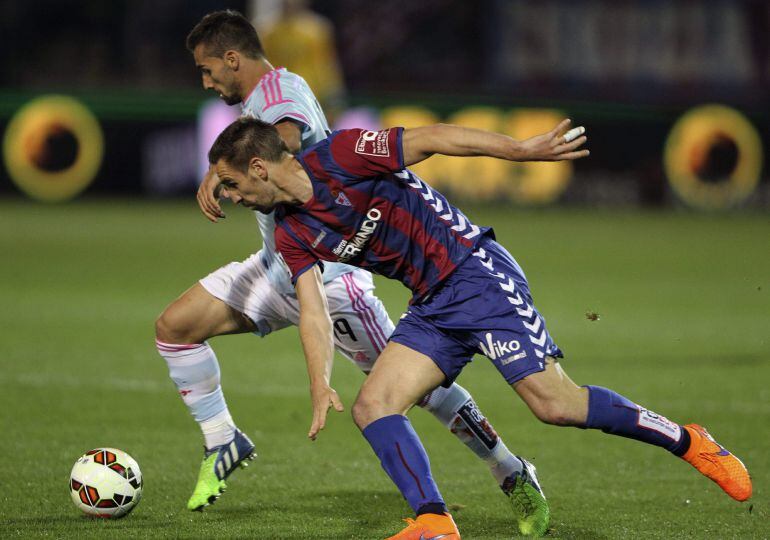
[
  {"xmin": 156, "ymin": 283, "xmax": 255, "ymax": 343},
  {"xmin": 158, "ymin": 253, "xmax": 293, "ymax": 343},
  {"xmin": 324, "ymin": 270, "xmax": 395, "ymax": 373},
  {"xmin": 201, "ymin": 253, "xmax": 305, "ymax": 336},
  {"xmin": 354, "ymin": 342, "xmax": 446, "ymax": 426}
]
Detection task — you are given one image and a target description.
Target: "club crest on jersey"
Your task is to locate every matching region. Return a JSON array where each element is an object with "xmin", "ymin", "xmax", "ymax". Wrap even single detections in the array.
[
  {"xmin": 332, "ymin": 208, "xmax": 381, "ymax": 262},
  {"xmin": 479, "ymin": 332, "xmax": 526, "ymax": 364},
  {"xmin": 355, "ymin": 129, "xmax": 391, "ymax": 157},
  {"xmin": 333, "ymin": 190, "xmax": 352, "ymax": 207}
]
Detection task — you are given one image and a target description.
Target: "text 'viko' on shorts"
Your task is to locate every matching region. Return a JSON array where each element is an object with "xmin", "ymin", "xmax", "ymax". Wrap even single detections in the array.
[{"xmin": 390, "ymin": 236, "xmax": 562, "ymax": 386}]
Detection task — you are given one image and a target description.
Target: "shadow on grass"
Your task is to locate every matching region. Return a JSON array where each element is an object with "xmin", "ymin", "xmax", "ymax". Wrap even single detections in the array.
[
  {"xmin": 212, "ymin": 489, "xmax": 405, "ymax": 538},
  {"xmin": 0, "ymin": 495, "xmax": 610, "ymax": 539},
  {"xmin": 545, "ymin": 523, "xmax": 611, "ymax": 540},
  {"xmin": 210, "ymin": 489, "xmax": 611, "ymax": 539},
  {"xmin": 0, "ymin": 513, "xmax": 172, "ymax": 531}
]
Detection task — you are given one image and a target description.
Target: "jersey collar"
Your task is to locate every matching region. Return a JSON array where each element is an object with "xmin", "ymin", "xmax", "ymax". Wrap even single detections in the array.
[{"xmin": 241, "ymin": 66, "xmax": 286, "ymax": 106}]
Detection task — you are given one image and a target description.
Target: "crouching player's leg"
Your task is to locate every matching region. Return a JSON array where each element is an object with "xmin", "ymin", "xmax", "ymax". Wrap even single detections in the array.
[
  {"xmin": 155, "ymin": 255, "xmax": 282, "ymax": 510},
  {"xmin": 352, "ymin": 342, "xmax": 461, "ymax": 540},
  {"xmin": 514, "ymin": 358, "xmax": 753, "ymax": 501},
  {"xmin": 469, "ymin": 238, "xmax": 752, "ymax": 503},
  {"xmin": 327, "ymin": 271, "xmax": 533, "ymax": 505}
]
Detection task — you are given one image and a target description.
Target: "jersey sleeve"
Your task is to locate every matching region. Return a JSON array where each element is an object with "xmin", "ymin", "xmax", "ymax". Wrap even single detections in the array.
[
  {"xmin": 256, "ymin": 74, "xmax": 315, "ymax": 134},
  {"xmin": 274, "ymin": 223, "xmax": 321, "ymax": 285},
  {"xmin": 328, "ymin": 128, "xmax": 405, "ymax": 177}
]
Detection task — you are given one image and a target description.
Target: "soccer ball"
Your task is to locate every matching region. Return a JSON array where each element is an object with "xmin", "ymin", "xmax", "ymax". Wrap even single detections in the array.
[{"xmin": 69, "ymin": 448, "xmax": 143, "ymax": 518}]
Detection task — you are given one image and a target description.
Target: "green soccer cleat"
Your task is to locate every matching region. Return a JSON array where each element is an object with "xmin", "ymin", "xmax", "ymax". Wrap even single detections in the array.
[
  {"xmin": 187, "ymin": 429, "xmax": 256, "ymax": 511},
  {"xmin": 502, "ymin": 457, "xmax": 550, "ymax": 537}
]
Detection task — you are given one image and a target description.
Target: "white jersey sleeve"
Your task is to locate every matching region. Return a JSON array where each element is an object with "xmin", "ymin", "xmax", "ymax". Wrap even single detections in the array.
[{"xmin": 240, "ymin": 68, "xmax": 353, "ymax": 294}]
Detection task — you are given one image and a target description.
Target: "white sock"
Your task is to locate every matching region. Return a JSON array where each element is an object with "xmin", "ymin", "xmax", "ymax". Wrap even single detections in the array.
[
  {"xmin": 419, "ymin": 383, "xmax": 523, "ymax": 485},
  {"xmin": 156, "ymin": 339, "xmax": 236, "ymax": 450},
  {"xmin": 200, "ymin": 409, "xmax": 236, "ymax": 451}
]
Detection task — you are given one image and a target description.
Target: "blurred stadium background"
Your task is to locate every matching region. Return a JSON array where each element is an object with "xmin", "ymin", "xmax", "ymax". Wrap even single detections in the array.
[
  {"xmin": 1, "ymin": 1, "xmax": 768, "ymax": 538},
  {"xmin": 2, "ymin": 0, "xmax": 769, "ymax": 208}
]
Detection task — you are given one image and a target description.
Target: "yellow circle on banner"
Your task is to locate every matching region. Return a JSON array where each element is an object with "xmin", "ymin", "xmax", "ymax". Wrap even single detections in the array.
[
  {"xmin": 664, "ymin": 104, "xmax": 762, "ymax": 209},
  {"xmin": 502, "ymin": 109, "xmax": 573, "ymax": 205},
  {"xmin": 443, "ymin": 107, "xmax": 511, "ymax": 200},
  {"xmin": 380, "ymin": 105, "xmax": 445, "ymax": 189},
  {"xmin": 3, "ymin": 95, "xmax": 104, "ymax": 202}
]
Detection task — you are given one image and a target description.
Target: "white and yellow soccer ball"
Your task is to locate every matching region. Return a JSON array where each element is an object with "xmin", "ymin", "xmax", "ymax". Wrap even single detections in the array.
[{"xmin": 69, "ymin": 448, "xmax": 143, "ymax": 518}]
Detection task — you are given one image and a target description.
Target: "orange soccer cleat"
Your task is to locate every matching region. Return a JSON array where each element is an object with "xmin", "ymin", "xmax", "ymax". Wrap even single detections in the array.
[
  {"xmin": 385, "ymin": 512, "xmax": 461, "ymax": 540},
  {"xmin": 681, "ymin": 424, "xmax": 752, "ymax": 501}
]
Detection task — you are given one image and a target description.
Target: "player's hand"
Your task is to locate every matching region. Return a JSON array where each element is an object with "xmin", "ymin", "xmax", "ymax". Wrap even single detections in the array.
[
  {"xmin": 196, "ymin": 166, "xmax": 226, "ymax": 222},
  {"xmin": 518, "ymin": 118, "xmax": 589, "ymax": 161},
  {"xmin": 308, "ymin": 383, "xmax": 344, "ymax": 440}
]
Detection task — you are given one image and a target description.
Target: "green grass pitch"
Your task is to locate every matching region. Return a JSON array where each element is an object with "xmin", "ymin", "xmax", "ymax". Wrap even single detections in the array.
[{"xmin": 0, "ymin": 199, "xmax": 767, "ymax": 538}]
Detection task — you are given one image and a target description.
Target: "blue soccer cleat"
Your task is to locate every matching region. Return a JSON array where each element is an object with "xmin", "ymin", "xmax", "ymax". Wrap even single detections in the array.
[
  {"xmin": 187, "ymin": 429, "xmax": 256, "ymax": 511},
  {"xmin": 501, "ymin": 457, "xmax": 550, "ymax": 537}
]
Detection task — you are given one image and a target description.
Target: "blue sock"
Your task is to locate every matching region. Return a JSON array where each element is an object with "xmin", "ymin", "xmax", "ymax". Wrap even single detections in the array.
[
  {"xmin": 362, "ymin": 415, "xmax": 445, "ymax": 514},
  {"xmin": 583, "ymin": 386, "xmax": 690, "ymax": 454}
]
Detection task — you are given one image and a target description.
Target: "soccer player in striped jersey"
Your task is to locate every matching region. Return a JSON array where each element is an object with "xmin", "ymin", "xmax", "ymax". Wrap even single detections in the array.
[
  {"xmin": 157, "ymin": 10, "xmax": 544, "ymax": 524},
  {"xmin": 207, "ymin": 118, "xmax": 752, "ymax": 539}
]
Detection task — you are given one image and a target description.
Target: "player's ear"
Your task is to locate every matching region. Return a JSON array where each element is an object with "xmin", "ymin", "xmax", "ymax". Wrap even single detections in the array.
[
  {"xmin": 224, "ymin": 50, "xmax": 240, "ymax": 71},
  {"xmin": 249, "ymin": 156, "xmax": 268, "ymax": 181}
]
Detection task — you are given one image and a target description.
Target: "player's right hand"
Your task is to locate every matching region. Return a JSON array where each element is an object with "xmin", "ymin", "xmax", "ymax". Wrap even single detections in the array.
[
  {"xmin": 196, "ymin": 165, "xmax": 226, "ymax": 222},
  {"xmin": 519, "ymin": 118, "xmax": 589, "ymax": 162},
  {"xmin": 308, "ymin": 383, "xmax": 345, "ymax": 440}
]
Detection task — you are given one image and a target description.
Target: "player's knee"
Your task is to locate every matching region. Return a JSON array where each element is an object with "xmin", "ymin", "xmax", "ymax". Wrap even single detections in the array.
[
  {"xmin": 351, "ymin": 392, "xmax": 388, "ymax": 429},
  {"xmin": 155, "ymin": 304, "xmax": 198, "ymax": 344},
  {"xmin": 351, "ymin": 396, "xmax": 373, "ymax": 429}
]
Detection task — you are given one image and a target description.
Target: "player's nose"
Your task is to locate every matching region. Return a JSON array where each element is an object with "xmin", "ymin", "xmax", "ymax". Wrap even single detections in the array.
[
  {"xmin": 202, "ymin": 75, "xmax": 214, "ymax": 90},
  {"xmin": 224, "ymin": 190, "xmax": 242, "ymax": 205}
]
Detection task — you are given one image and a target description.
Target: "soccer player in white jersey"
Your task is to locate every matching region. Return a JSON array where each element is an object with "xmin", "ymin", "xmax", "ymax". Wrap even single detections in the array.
[{"xmin": 154, "ymin": 9, "xmax": 549, "ymax": 530}]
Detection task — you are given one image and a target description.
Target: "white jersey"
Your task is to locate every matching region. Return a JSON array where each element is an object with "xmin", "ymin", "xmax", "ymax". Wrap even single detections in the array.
[{"xmin": 240, "ymin": 68, "xmax": 353, "ymax": 294}]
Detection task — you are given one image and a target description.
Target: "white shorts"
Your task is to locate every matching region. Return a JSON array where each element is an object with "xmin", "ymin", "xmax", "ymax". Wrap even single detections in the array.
[{"xmin": 199, "ymin": 251, "xmax": 395, "ymax": 372}]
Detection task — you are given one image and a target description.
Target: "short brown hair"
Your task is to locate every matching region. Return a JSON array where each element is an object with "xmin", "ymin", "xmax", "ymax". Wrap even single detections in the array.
[
  {"xmin": 209, "ymin": 118, "xmax": 289, "ymax": 170},
  {"xmin": 186, "ymin": 10, "xmax": 264, "ymax": 59}
]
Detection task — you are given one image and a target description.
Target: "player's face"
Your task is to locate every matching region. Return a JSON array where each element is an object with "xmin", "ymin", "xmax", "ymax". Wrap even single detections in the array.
[
  {"xmin": 193, "ymin": 45, "xmax": 242, "ymax": 105},
  {"xmin": 215, "ymin": 160, "xmax": 275, "ymax": 212}
]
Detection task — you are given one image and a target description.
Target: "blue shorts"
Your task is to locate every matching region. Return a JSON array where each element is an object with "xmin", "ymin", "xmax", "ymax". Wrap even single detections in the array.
[{"xmin": 390, "ymin": 237, "xmax": 562, "ymax": 386}]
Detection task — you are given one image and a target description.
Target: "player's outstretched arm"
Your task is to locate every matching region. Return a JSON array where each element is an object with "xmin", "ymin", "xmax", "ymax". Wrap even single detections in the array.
[
  {"xmin": 295, "ymin": 266, "xmax": 344, "ymax": 440},
  {"xmin": 401, "ymin": 118, "xmax": 588, "ymax": 166}
]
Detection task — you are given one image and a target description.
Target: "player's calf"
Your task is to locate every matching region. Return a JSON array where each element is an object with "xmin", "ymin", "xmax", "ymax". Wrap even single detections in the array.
[
  {"xmin": 419, "ymin": 384, "xmax": 524, "ymax": 485},
  {"xmin": 514, "ymin": 358, "xmax": 589, "ymax": 426}
]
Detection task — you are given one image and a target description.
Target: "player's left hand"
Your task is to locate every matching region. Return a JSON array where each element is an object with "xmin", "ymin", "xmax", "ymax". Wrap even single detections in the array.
[
  {"xmin": 519, "ymin": 118, "xmax": 589, "ymax": 161},
  {"xmin": 196, "ymin": 165, "xmax": 226, "ymax": 222},
  {"xmin": 308, "ymin": 383, "xmax": 345, "ymax": 440}
]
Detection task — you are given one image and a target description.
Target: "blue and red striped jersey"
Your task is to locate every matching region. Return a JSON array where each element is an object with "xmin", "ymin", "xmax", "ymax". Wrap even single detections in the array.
[{"xmin": 274, "ymin": 128, "xmax": 492, "ymax": 301}]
